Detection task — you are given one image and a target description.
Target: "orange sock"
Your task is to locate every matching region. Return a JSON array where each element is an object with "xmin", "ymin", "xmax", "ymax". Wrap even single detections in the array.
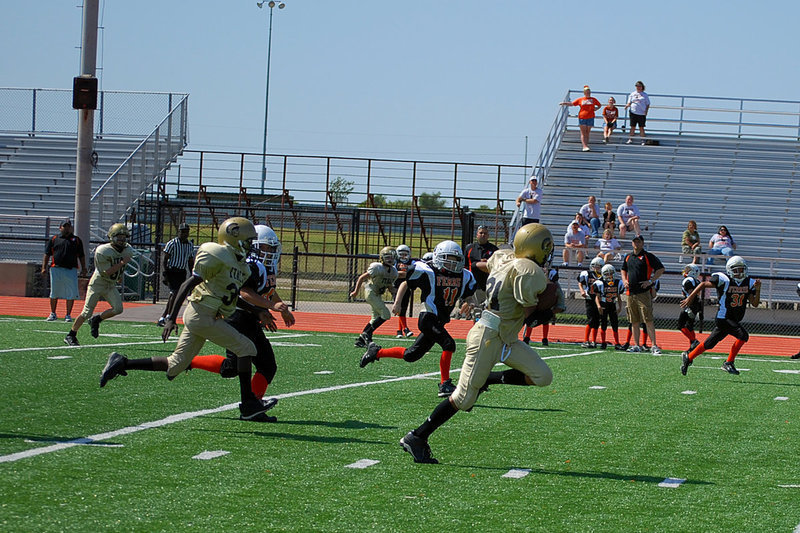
[
  {"xmin": 680, "ymin": 328, "xmax": 696, "ymax": 342},
  {"xmin": 398, "ymin": 316, "xmax": 407, "ymax": 331},
  {"xmin": 687, "ymin": 342, "xmax": 705, "ymax": 361},
  {"xmin": 591, "ymin": 328, "xmax": 598, "ymax": 343},
  {"xmin": 190, "ymin": 354, "xmax": 225, "ymax": 373},
  {"xmin": 440, "ymin": 350, "xmax": 453, "ymax": 382},
  {"xmin": 584, "ymin": 324, "xmax": 591, "ymax": 342},
  {"xmin": 542, "ymin": 323, "xmax": 550, "ymax": 340},
  {"xmin": 377, "ymin": 346, "xmax": 405, "ymax": 360},
  {"xmin": 728, "ymin": 339, "xmax": 746, "ymax": 362},
  {"xmin": 251, "ymin": 372, "xmax": 269, "ymax": 399}
]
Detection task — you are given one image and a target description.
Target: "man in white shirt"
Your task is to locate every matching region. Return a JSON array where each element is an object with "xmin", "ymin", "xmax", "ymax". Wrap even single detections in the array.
[
  {"xmin": 579, "ymin": 195, "xmax": 602, "ymax": 238},
  {"xmin": 616, "ymin": 195, "xmax": 641, "ymax": 239},
  {"xmin": 516, "ymin": 176, "xmax": 542, "ymax": 225},
  {"xmin": 562, "ymin": 221, "xmax": 587, "ymax": 266}
]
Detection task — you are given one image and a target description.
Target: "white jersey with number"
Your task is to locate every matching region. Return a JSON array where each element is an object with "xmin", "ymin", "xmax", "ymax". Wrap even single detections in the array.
[{"xmin": 365, "ymin": 262, "xmax": 398, "ymax": 296}]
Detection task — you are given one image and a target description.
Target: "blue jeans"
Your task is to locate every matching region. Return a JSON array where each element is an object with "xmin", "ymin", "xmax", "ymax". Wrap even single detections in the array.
[
  {"xmin": 589, "ymin": 217, "xmax": 601, "ymax": 237},
  {"xmin": 707, "ymin": 247, "xmax": 734, "ymax": 264}
]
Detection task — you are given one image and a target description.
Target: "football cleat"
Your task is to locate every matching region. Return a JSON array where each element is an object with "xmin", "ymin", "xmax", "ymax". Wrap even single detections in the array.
[
  {"xmin": 541, "ymin": 339, "xmax": 549, "ymax": 346},
  {"xmin": 64, "ymin": 333, "xmax": 80, "ymax": 347},
  {"xmin": 580, "ymin": 341, "xmax": 592, "ymax": 348},
  {"xmin": 651, "ymin": 345, "xmax": 662, "ymax": 356},
  {"xmin": 680, "ymin": 351, "xmax": 692, "ymax": 376},
  {"xmin": 45, "ymin": 313, "xmax": 57, "ymax": 322},
  {"xmin": 360, "ymin": 342, "xmax": 381, "ymax": 368},
  {"xmin": 404, "ymin": 328, "xmax": 414, "ymax": 338},
  {"xmin": 354, "ymin": 333, "xmax": 370, "ymax": 348},
  {"xmin": 722, "ymin": 361, "xmax": 740, "ymax": 375},
  {"xmin": 600, "ymin": 342, "xmax": 608, "ymax": 350},
  {"xmin": 239, "ymin": 398, "xmax": 272, "ymax": 420},
  {"xmin": 241, "ymin": 412, "xmax": 277, "ymax": 423},
  {"xmin": 437, "ymin": 379, "xmax": 456, "ymax": 398},
  {"xmin": 64, "ymin": 315, "xmax": 73, "ymax": 323},
  {"xmin": 400, "ymin": 431, "xmax": 438, "ymax": 464},
  {"xmin": 621, "ymin": 343, "xmax": 630, "ymax": 351},
  {"xmin": 100, "ymin": 352, "xmax": 128, "ymax": 387},
  {"xmin": 522, "ymin": 336, "xmax": 531, "ymax": 345},
  {"xmin": 89, "ymin": 314, "xmax": 102, "ymax": 338},
  {"xmin": 614, "ymin": 344, "xmax": 623, "ymax": 351},
  {"xmin": 157, "ymin": 317, "xmax": 166, "ymax": 327},
  {"xmin": 396, "ymin": 330, "xmax": 404, "ymax": 338},
  {"xmin": 627, "ymin": 345, "xmax": 642, "ymax": 353},
  {"xmin": 792, "ymin": 351, "xmax": 800, "ymax": 360}
]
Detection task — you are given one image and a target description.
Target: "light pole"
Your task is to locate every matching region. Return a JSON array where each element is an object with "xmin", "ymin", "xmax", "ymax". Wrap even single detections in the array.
[{"xmin": 257, "ymin": 0, "xmax": 285, "ymax": 195}]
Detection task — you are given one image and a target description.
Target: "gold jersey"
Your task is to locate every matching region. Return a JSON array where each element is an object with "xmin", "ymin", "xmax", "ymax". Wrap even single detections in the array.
[
  {"xmin": 188, "ymin": 242, "xmax": 251, "ymax": 318},
  {"xmin": 89, "ymin": 243, "xmax": 135, "ymax": 289},
  {"xmin": 484, "ymin": 249, "xmax": 548, "ymax": 344},
  {"xmin": 365, "ymin": 262, "xmax": 398, "ymax": 296}
]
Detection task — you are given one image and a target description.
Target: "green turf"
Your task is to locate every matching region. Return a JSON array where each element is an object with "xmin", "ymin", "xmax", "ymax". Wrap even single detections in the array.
[{"xmin": 1, "ymin": 316, "xmax": 798, "ymax": 532}]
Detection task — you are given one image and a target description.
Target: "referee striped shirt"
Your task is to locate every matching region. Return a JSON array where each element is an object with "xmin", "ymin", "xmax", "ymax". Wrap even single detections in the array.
[{"xmin": 163, "ymin": 238, "xmax": 195, "ymax": 270}]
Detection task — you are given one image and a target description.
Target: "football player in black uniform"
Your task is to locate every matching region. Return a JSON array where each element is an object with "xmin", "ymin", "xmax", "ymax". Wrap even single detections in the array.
[
  {"xmin": 189, "ymin": 225, "xmax": 293, "ymax": 422},
  {"xmin": 680, "ymin": 256, "xmax": 760, "ymax": 375},
  {"xmin": 593, "ymin": 264, "xmax": 624, "ymax": 350},
  {"xmin": 678, "ymin": 264, "xmax": 703, "ymax": 352},
  {"xmin": 360, "ymin": 240, "xmax": 477, "ymax": 397},
  {"xmin": 578, "ymin": 257, "xmax": 604, "ymax": 348},
  {"xmin": 393, "ymin": 244, "xmax": 415, "ymax": 338}
]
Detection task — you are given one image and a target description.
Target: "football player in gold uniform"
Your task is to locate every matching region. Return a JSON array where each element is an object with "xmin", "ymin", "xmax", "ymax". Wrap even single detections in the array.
[
  {"xmin": 64, "ymin": 223, "xmax": 134, "ymax": 346},
  {"xmin": 99, "ymin": 217, "xmax": 275, "ymax": 420},
  {"xmin": 400, "ymin": 223, "xmax": 558, "ymax": 463},
  {"xmin": 351, "ymin": 247, "xmax": 400, "ymax": 347}
]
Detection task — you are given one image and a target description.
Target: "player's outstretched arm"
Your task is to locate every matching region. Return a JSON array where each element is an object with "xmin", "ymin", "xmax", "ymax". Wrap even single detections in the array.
[
  {"xmin": 270, "ymin": 291, "xmax": 295, "ymax": 327},
  {"xmin": 162, "ymin": 274, "xmax": 202, "ymax": 341},
  {"xmin": 680, "ymin": 280, "xmax": 712, "ymax": 309},
  {"xmin": 750, "ymin": 279, "xmax": 762, "ymax": 308},
  {"xmin": 349, "ymin": 272, "xmax": 369, "ymax": 299}
]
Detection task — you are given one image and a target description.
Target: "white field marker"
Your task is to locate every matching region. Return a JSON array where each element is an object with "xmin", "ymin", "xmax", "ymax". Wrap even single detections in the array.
[
  {"xmin": 193, "ymin": 450, "xmax": 229, "ymax": 460},
  {"xmin": 775, "ymin": 396, "xmax": 789, "ymax": 401},
  {"xmin": 313, "ymin": 370, "xmax": 334, "ymax": 375},
  {"xmin": 24, "ymin": 439, "xmax": 123, "ymax": 448},
  {"xmin": 502, "ymin": 468, "xmax": 531, "ymax": 479},
  {"xmin": 774, "ymin": 369, "xmax": 800, "ymax": 375},
  {"xmin": 589, "ymin": 386, "xmax": 606, "ymax": 390},
  {"xmin": 658, "ymin": 477, "xmax": 686, "ymax": 488},
  {"xmin": 345, "ymin": 459, "xmax": 380, "ymax": 469},
  {"xmin": 778, "ymin": 484, "xmax": 800, "ymax": 488},
  {"xmin": 47, "ymin": 355, "xmax": 72, "ymax": 360},
  {"xmin": 681, "ymin": 390, "xmax": 697, "ymax": 395}
]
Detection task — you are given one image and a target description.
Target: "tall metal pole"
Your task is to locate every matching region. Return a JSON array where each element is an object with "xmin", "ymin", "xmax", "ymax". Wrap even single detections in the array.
[
  {"xmin": 75, "ymin": 0, "xmax": 99, "ymax": 254},
  {"xmin": 260, "ymin": 5, "xmax": 276, "ymax": 195}
]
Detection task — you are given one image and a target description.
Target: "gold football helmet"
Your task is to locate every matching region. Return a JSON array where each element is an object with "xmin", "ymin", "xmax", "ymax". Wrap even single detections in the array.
[
  {"xmin": 379, "ymin": 246, "xmax": 398, "ymax": 266},
  {"xmin": 218, "ymin": 217, "xmax": 257, "ymax": 259},
  {"xmin": 513, "ymin": 223, "xmax": 554, "ymax": 267},
  {"xmin": 107, "ymin": 223, "xmax": 130, "ymax": 251}
]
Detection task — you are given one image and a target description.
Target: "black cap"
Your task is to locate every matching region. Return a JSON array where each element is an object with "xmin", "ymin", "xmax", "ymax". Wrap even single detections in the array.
[
  {"xmin": 60, "ymin": 218, "xmax": 72, "ymax": 227},
  {"xmin": 178, "ymin": 223, "xmax": 190, "ymax": 231},
  {"xmin": 632, "ymin": 234, "xmax": 644, "ymax": 243}
]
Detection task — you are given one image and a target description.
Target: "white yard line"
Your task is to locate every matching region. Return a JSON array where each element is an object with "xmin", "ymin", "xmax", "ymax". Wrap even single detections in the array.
[{"xmin": 0, "ymin": 347, "xmax": 599, "ymax": 464}]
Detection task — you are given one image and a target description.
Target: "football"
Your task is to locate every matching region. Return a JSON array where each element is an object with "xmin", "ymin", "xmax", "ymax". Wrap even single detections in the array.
[{"xmin": 535, "ymin": 281, "xmax": 559, "ymax": 311}]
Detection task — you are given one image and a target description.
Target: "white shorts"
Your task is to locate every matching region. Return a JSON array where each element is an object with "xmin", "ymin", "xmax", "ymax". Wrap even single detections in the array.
[{"xmin": 49, "ymin": 267, "xmax": 79, "ymax": 300}]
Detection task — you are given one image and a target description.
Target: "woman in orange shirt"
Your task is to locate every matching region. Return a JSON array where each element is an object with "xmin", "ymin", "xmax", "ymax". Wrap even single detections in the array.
[{"xmin": 561, "ymin": 85, "xmax": 601, "ymax": 151}]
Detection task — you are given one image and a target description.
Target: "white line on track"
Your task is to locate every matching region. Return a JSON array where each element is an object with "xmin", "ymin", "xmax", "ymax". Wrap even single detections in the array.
[{"xmin": 0, "ymin": 348, "xmax": 597, "ymax": 464}]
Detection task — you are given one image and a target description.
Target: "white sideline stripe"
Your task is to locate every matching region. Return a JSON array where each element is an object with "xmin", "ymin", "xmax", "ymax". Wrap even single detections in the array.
[
  {"xmin": 775, "ymin": 396, "xmax": 789, "ymax": 401},
  {"xmin": 345, "ymin": 459, "xmax": 380, "ymax": 469},
  {"xmin": 0, "ymin": 346, "xmax": 602, "ymax": 464},
  {"xmin": 193, "ymin": 450, "xmax": 229, "ymax": 460},
  {"xmin": 502, "ymin": 468, "xmax": 531, "ymax": 479},
  {"xmin": 272, "ymin": 342, "xmax": 321, "ymax": 347},
  {"xmin": 658, "ymin": 477, "xmax": 686, "ymax": 488},
  {"xmin": 47, "ymin": 356, "xmax": 72, "ymax": 360},
  {"xmin": 314, "ymin": 370, "xmax": 334, "ymax": 375},
  {"xmin": 778, "ymin": 484, "xmax": 800, "ymax": 488},
  {"xmin": 589, "ymin": 386, "xmax": 606, "ymax": 390},
  {"xmin": 24, "ymin": 439, "xmax": 123, "ymax": 448},
  {"xmin": 0, "ymin": 340, "xmax": 170, "ymax": 354},
  {"xmin": 681, "ymin": 390, "xmax": 697, "ymax": 395},
  {"xmin": 774, "ymin": 369, "xmax": 800, "ymax": 374}
]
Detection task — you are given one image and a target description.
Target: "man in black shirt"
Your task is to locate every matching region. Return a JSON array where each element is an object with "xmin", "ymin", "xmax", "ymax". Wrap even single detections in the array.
[
  {"xmin": 463, "ymin": 225, "xmax": 498, "ymax": 318},
  {"xmin": 42, "ymin": 219, "xmax": 87, "ymax": 322},
  {"xmin": 620, "ymin": 235, "xmax": 664, "ymax": 355}
]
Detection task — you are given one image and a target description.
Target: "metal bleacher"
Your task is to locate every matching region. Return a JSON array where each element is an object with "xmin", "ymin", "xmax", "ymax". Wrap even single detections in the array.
[{"xmin": 522, "ymin": 90, "xmax": 800, "ymax": 306}]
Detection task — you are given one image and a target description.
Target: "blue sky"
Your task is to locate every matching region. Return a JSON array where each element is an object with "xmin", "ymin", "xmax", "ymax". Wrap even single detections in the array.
[{"xmin": 4, "ymin": 1, "xmax": 799, "ymax": 168}]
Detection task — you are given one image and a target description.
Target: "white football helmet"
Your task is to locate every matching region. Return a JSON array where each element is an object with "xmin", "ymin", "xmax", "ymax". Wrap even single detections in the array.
[
  {"xmin": 796, "ymin": 282, "xmax": 800, "ymax": 298},
  {"xmin": 590, "ymin": 256, "xmax": 605, "ymax": 274},
  {"xmin": 682, "ymin": 263, "xmax": 701, "ymax": 282},
  {"xmin": 379, "ymin": 246, "xmax": 398, "ymax": 266},
  {"xmin": 725, "ymin": 255, "xmax": 748, "ymax": 283},
  {"xmin": 253, "ymin": 224, "xmax": 281, "ymax": 268},
  {"xmin": 433, "ymin": 240, "xmax": 464, "ymax": 274},
  {"xmin": 422, "ymin": 251, "xmax": 434, "ymax": 263},
  {"xmin": 396, "ymin": 244, "xmax": 411, "ymax": 263},
  {"xmin": 601, "ymin": 263, "xmax": 616, "ymax": 282}
]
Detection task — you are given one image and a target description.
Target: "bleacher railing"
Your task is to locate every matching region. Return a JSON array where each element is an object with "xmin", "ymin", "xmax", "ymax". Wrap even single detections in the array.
[
  {"xmin": 0, "ymin": 87, "xmax": 189, "ymax": 138},
  {"xmin": 562, "ymin": 90, "xmax": 800, "ymax": 140},
  {"xmin": 91, "ymin": 95, "xmax": 188, "ymax": 230}
]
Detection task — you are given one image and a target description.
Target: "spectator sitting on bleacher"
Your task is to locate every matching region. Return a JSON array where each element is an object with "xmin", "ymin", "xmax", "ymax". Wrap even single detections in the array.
[
  {"xmin": 580, "ymin": 195, "xmax": 602, "ymax": 238},
  {"xmin": 569, "ymin": 212, "xmax": 592, "ymax": 237},
  {"xmin": 563, "ymin": 221, "xmax": 588, "ymax": 267},
  {"xmin": 617, "ymin": 195, "xmax": 641, "ymax": 239},
  {"xmin": 595, "ymin": 228, "xmax": 622, "ymax": 263},
  {"xmin": 681, "ymin": 220, "xmax": 702, "ymax": 264},
  {"xmin": 602, "ymin": 201, "xmax": 617, "ymax": 231},
  {"xmin": 707, "ymin": 225, "xmax": 736, "ymax": 263}
]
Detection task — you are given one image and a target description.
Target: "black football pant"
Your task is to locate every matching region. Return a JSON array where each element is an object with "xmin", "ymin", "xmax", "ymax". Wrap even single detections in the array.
[
  {"xmin": 403, "ymin": 312, "xmax": 456, "ymax": 362},
  {"xmin": 224, "ymin": 310, "xmax": 277, "ymax": 383},
  {"xmin": 703, "ymin": 317, "xmax": 749, "ymax": 350}
]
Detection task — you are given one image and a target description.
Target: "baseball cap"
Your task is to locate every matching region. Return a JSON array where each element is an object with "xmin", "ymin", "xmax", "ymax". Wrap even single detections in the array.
[
  {"xmin": 60, "ymin": 218, "xmax": 72, "ymax": 227},
  {"xmin": 529, "ymin": 175, "xmax": 538, "ymax": 181},
  {"xmin": 178, "ymin": 222, "xmax": 190, "ymax": 231},
  {"xmin": 583, "ymin": 85, "xmax": 591, "ymax": 91},
  {"xmin": 632, "ymin": 234, "xmax": 644, "ymax": 243}
]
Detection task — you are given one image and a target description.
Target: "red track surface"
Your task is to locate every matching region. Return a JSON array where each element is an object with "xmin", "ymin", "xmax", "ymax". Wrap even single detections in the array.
[{"xmin": 1, "ymin": 296, "xmax": 795, "ymax": 357}]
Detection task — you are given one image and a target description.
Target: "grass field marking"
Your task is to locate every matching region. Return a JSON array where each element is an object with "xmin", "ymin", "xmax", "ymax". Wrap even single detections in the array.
[
  {"xmin": 779, "ymin": 484, "xmax": 800, "ymax": 488},
  {"xmin": 0, "ymin": 344, "xmax": 606, "ymax": 464},
  {"xmin": 774, "ymin": 369, "xmax": 800, "ymax": 374},
  {"xmin": 0, "ymin": 340, "xmax": 172, "ymax": 355},
  {"xmin": 775, "ymin": 396, "xmax": 789, "ymax": 401},
  {"xmin": 589, "ymin": 386, "xmax": 606, "ymax": 390},
  {"xmin": 693, "ymin": 365, "xmax": 751, "ymax": 372},
  {"xmin": 502, "ymin": 468, "xmax": 531, "ymax": 479},
  {"xmin": 658, "ymin": 477, "xmax": 686, "ymax": 488},
  {"xmin": 345, "ymin": 459, "xmax": 380, "ymax": 469},
  {"xmin": 681, "ymin": 391, "xmax": 697, "ymax": 395},
  {"xmin": 192, "ymin": 450, "xmax": 230, "ymax": 460},
  {"xmin": 47, "ymin": 355, "xmax": 73, "ymax": 360}
]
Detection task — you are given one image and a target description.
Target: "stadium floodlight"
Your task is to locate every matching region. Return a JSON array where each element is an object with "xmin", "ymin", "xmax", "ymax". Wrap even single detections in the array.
[{"xmin": 257, "ymin": 0, "xmax": 286, "ymax": 195}]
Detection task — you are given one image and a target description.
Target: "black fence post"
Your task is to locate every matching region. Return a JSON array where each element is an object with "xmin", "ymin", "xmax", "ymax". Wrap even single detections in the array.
[
  {"xmin": 290, "ymin": 245, "xmax": 299, "ymax": 311},
  {"xmin": 461, "ymin": 210, "xmax": 475, "ymax": 251}
]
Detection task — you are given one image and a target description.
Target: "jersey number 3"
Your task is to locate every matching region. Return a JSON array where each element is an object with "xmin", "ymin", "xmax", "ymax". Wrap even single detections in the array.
[{"xmin": 221, "ymin": 283, "xmax": 239, "ymax": 307}]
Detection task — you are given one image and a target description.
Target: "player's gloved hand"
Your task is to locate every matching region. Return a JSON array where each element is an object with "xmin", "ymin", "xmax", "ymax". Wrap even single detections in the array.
[
  {"xmin": 524, "ymin": 309, "xmax": 554, "ymax": 328},
  {"xmin": 161, "ymin": 319, "xmax": 178, "ymax": 342}
]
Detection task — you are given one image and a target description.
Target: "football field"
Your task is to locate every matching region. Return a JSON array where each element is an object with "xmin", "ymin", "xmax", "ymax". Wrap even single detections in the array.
[{"xmin": 1, "ymin": 316, "xmax": 798, "ymax": 532}]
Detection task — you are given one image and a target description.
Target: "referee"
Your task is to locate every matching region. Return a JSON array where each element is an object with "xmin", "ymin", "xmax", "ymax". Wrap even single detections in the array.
[{"xmin": 158, "ymin": 223, "xmax": 195, "ymax": 327}]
